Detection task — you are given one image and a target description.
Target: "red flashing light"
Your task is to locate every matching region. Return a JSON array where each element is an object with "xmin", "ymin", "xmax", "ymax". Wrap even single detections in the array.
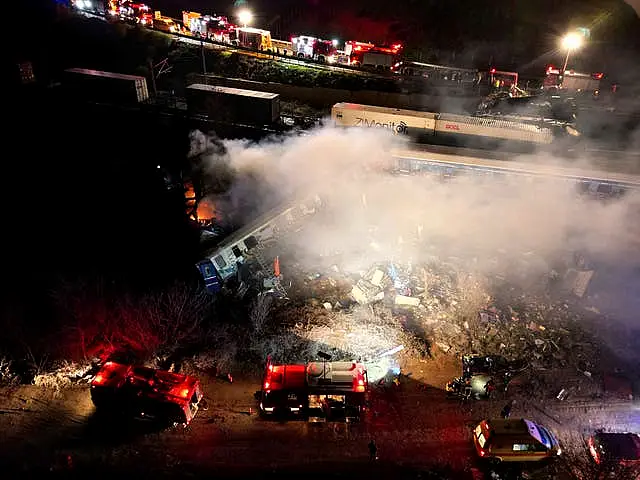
[
  {"xmin": 180, "ymin": 388, "xmax": 190, "ymax": 398},
  {"xmin": 490, "ymin": 68, "xmax": 496, "ymax": 74},
  {"xmin": 264, "ymin": 382, "xmax": 270, "ymax": 390},
  {"xmin": 593, "ymin": 72, "xmax": 604, "ymax": 80}
]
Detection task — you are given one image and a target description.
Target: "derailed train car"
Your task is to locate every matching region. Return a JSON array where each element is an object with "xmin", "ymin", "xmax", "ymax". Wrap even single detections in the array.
[
  {"xmin": 331, "ymin": 103, "xmax": 579, "ymax": 153},
  {"xmin": 389, "ymin": 149, "xmax": 640, "ymax": 199}
]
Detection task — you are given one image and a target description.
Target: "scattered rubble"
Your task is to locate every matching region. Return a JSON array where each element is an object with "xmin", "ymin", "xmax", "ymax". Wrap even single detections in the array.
[{"xmin": 276, "ymin": 250, "xmax": 612, "ymax": 400}]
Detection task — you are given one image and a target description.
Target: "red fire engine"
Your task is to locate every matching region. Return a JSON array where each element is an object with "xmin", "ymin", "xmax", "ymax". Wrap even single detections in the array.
[
  {"xmin": 344, "ymin": 41, "xmax": 402, "ymax": 70},
  {"xmin": 259, "ymin": 356, "xmax": 368, "ymax": 422},
  {"xmin": 188, "ymin": 14, "xmax": 236, "ymax": 43},
  {"xmin": 544, "ymin": 65, "xmax": 604, "ymax": 94},
  {"xmin": 91, "ymin": 361, "xmax": 204, "ymax": 425},
  {"xmin": 291, "ymin": 36, "xmax": 338, "ymax": 63},
  {"xmin": 110, "ymin": 1, "xmax": 153, "ymax": 26}
]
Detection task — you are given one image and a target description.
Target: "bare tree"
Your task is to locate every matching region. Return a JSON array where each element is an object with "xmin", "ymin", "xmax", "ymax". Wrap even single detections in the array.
[
  {"xmin": 249, "ymin": 295, "xmax": 273, "ymax": 334},
  {"xmin": 54, "ymin": 279, "xmax": 213, "ymax": 362}
]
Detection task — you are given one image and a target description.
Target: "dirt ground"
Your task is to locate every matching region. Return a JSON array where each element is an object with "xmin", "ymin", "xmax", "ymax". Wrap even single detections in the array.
[{"xmin": 1, "ymin": 350, "xmax": 637, "ymax": 479}]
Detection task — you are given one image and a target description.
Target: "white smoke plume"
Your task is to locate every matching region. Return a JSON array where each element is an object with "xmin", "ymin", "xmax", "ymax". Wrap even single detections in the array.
[{"xmin": 192, "ymin": 125, "xmax": 640, "ymax": 330}]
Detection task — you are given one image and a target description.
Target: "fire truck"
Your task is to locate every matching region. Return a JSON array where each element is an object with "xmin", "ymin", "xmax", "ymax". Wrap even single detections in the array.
[
  {"xmin": 232, "ymin": 27, "xmax": 273, "ymax": 51},
  {"xmin": 182, "ymin": 11, "xmax": 201, "ymax": 31},
  {"xmin": 259, "ymin": 356, "xmax": 368, "ymax": 422},
  {"xmin": 291, "ymin": 36, "xmax": 338, "ymax": 63},
  {"xmin": 113, "ymin": 1, "xmax": 153, "ymax": 26},
  {"xmin": 188, "ymin": 14, "xmax": 235, "ymax": 43},
  {"xmin": 71, "ymin": 0, "xmax": 106, "ymax": 15},
  {"xmin": 348, "ymin": 42, "xmax": 402, "ymax": 70},
  {"xmin": 343, "ymin": 41, "xmax": 374, "ymax": 66},
  {"xmin": 91, "ymin": 361, "xmax": 204, "ymax": 426},
  {"xmin": 544, "ymin": 65, "xmax": 603, "ymax": 94}
]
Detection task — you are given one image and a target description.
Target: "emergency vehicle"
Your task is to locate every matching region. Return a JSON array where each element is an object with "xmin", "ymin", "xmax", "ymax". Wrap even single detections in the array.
[
  {"xmin": 544, "ymin": 65, "xmax": 603, "ymax": 94},
  {"xmin": 189, "ymin": 14, "xmax": 235, "ymax": 43},
  {"xmin": 271, "ymin": 38, "xmax": 294, "ymax": 56},
  {"xmin": 116, "ymin": 1, "xmax": 153, "ymax": 26},
  {"xmin": 230, "ymin": 27, "xmax": 273, "ymax": 51},
  {"xmin": 182, "ymin": 11, "xmax": 201, "ymax": 31},
  {"xmin": 361, "ymin": 44, "xmax": 403, "ymax": 70},
  {"xmin": 91, "ymin": 361, "xmax": 204, "ymax": 426},
  {"xmin": 71, "ymin": 0, "xmax": 105, "ymax": 15},
  {"xmin": 344, "ymin": 41, "xmax": 374, "ymax": 66},
  {"xmin": 260, "ymin": 356, "xmax": 368, "ymax": 422},
  {"xmin": 291, "ymin": 36, "xmax": 338, "ymax": 63}
]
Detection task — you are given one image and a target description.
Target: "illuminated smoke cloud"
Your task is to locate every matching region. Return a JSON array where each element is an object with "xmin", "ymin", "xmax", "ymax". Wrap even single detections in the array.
[{"xmin": 193, "ymin": 124, "xmax": 640, "ymax": 330}]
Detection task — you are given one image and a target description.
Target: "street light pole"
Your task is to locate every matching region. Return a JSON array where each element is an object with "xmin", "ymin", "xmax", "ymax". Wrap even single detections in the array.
[
  {"xmin": 201, "ymin": 38, "xmax": 207, "ymax": 75},
  {"xmin": 148, "ymin": 58, "xmax": 157, "ymax": 97},
  {"xmin": 561, "ymin": 49, "xmax": 571, "ymax": 76}
]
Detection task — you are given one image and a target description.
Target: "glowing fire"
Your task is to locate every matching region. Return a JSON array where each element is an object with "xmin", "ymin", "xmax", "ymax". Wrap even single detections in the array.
[{"xmin": 196, "ymin": 199, "xmax": 216, "ymax": 221}]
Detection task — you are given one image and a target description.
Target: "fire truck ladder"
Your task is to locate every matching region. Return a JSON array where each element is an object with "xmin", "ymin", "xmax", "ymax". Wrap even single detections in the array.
[{"xmin": 253, "ymin": 242, "xmax": 289, "ymax": 299}]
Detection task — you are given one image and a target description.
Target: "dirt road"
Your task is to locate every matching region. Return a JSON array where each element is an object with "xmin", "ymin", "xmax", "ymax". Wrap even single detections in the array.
[{"xmin": 0, "ymin": 356, "xmax": 637, "ymax": 479}]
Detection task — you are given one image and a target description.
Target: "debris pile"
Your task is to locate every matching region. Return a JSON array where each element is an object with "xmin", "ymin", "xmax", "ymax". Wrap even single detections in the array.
[
  {"xmin": 296, "ymin": 305, "xmax": 420, "ymax": 361},
  {"xmin": 289, "ymin": 255, "xmax": 605, "ymax": 399}
]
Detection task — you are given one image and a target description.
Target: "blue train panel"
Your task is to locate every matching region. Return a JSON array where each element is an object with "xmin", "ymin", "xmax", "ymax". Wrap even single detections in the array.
[{"xmin": 197, "ymin": 259, "xmax": 221, "ymax": 294}]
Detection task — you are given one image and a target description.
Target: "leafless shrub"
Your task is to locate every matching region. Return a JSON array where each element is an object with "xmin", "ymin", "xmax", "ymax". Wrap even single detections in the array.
[
  {"xmin": 249, "ymin": 295, "xmax": 273, "ymax": 333},
  {"xmin": 54, "ymin": 280, "xmax": 213, "ymax": 362},
  {"xmin": 25, "ymin": 346, "xmax": 50, "ymax": 378},
  {"xmin": 250, "ymin": 329, "xmax": 317, "ymax": 364},
  {"xmin": 32, "ymin": 360, "xmax": 94, "ymax": 394},
  {"xmin": 249, "ymin": 303, "xmax": 423, "ymax": 364},
  {"xmin": 0, "ymin": 355, "xmax": 19, "ymax": 386}
]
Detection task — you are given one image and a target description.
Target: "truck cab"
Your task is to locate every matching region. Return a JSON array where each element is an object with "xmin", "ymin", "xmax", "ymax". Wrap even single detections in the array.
[
  {"xmin": 260, "ymin": 360, "xmax": 307, "ymax": 417},
  {"xmin": 91, "ymin": 361, "xmax": 204, "ymax": 426}
]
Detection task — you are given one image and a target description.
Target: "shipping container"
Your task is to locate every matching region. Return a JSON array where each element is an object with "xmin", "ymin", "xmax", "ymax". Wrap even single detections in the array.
[
  {"xmin": 63, "ymin": 68, "xmax": 150, "ymax": 104},
  {"xmin": 185, "ymin": 84, "xmax": 280, "ymax": 126}
]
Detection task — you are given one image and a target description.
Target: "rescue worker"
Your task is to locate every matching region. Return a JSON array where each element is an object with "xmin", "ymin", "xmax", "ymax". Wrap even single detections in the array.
[
  {"xmin": 501, "ymin": 400, "xmax": 516, "ymax": 419},
  {"xmin": 484, "ymin": 378, "xmax": 496, "ymax": 398},
  {"xmin": 368, "ymin": 439, "xmax": 378, "ymax": 461}
]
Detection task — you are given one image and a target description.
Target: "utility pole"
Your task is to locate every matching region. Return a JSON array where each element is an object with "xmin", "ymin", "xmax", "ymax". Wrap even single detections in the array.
[
  {"xmin": 148, "ymin": 58, "xmax": 157, "ymax": 97},
  {"xmin": 147, "ymin": 58, "xmax": 172, "ymax": 100},
  {"xmin": 201, "ymin": 38, "xmax": 207, "ymax": 75}
]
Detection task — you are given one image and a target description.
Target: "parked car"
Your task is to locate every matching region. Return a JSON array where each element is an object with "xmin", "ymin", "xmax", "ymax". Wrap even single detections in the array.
[
  {"xmin": 588, "ymin": 432, "xmax": 640, "ymax": 466},
  {"xmin": 473, "ymin": 418, "xmax": 562, "ymax": 462}
]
